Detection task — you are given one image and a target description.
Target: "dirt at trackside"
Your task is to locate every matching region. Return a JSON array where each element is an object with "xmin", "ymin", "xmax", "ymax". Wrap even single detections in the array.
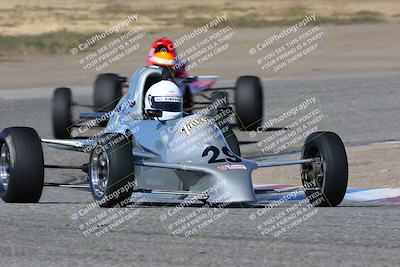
[{"xmin": 252, "ymin": 142, "xmax": 400, "ymax": 189}]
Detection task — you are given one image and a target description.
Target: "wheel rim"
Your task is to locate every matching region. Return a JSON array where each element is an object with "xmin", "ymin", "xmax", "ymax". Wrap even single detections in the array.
[
  {"xmin": 90, "ymin": 149, "xmax": 109, "ymax": 198},
  {"xmin": 0, "ymin": 142, "xmax": 11, "ymax": 191},
  {"xmin": 302, "ymin": 150, "xmax": 325, "ymax": 192}
]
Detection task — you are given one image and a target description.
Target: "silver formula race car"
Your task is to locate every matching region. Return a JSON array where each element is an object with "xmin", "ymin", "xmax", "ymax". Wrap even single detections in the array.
[
  {"xmin": 51, "ymin": 71, "xmax": 264, "ymax": 139},
  {"xmin": 0, "ymin": 66, "xmax": 348, "ymax": 207}
]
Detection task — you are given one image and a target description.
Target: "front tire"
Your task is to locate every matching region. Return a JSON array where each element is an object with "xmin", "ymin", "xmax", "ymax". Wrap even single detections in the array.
[
  {"xmin": 210, "ymin": 91, "xmax": 232, "ymax": 128},
  {"xmin": 301, "ymin": 131, "xmax": 348, "ymax": 207},
  {"xmin": 0, "ymin": 127, "xmax": 44, "ymax": 203},
  {"xmin": 210, "ymin": 91, "xmax": 240, "ymax": 156},
  {"xmin": 223, "ymin": 127, "xmax": 241, "ymax": 156},
  {"xmin": 89, "ymin": 134, "xmax": 135, "ymax": 208}
]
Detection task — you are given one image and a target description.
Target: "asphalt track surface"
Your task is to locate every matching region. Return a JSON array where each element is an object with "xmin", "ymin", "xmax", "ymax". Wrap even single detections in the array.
[{"xmin": 0, "ymin": 72, "xmax": 399, "ymax": 266}]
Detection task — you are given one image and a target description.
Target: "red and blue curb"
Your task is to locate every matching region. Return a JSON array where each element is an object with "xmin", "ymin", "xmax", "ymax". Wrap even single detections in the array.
[{"xmin": 254, "ymin": 185, "xmax": 400, "ymax": 204}]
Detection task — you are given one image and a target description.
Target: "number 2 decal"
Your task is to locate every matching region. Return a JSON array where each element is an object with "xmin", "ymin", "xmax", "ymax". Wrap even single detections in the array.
[{"xmin": 202, "ymin": 146, "xmax": 241, "ymax": 164}]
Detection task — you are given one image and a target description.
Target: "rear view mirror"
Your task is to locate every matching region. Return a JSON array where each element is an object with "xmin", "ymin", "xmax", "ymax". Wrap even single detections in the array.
[{"xmin": 147, "ymin": 109, "xmax": 163, "ymax": 118}]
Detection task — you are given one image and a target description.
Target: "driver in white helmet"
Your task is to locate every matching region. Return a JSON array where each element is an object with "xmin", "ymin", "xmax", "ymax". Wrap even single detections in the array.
[{"xmin": 144, "ymin": 80, "xmax": 183, "ymax": 121}]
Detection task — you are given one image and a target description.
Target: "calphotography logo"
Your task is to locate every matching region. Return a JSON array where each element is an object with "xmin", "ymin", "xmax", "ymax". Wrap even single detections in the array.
[{"xmin": 68, "ymin": 10, "xmax": 148, "ymax": 74}]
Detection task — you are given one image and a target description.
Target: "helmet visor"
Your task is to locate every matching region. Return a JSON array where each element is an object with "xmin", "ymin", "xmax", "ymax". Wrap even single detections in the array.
[{"xmin": 150, "ymin": 96, "xmax": 182, "ymax": 112}]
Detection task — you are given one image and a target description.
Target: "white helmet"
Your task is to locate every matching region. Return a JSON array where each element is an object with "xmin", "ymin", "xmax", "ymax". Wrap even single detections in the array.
[{"xmin": 144, "ymin": 80, "xmax": 183, "ymax": 120}]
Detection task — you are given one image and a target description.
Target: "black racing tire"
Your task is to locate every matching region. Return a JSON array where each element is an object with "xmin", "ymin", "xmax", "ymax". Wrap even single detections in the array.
[
  {"xmin": 301, "ymin": 131, "xmax": 348, "ymax": 207},
  {"xmin": 223, "ymin": 127, "xmax": 241, "ymax": 157},
  {"xmin": 93, "ymin": 73, "xmax": 123, "ymax": 112},
  {"xmin": 210, "ymin": 91, "xmax": 240, "ymax": 156},
  {"xmin": 234, "ymin": 76, "xmax": 264, "ymax": 131},
  {"xmin": 89, "ymin": 133, "xmax": 135, "ymax": 208},
  {"xmin": 0, "ymin": 127, "xmax": 44, "ymax": 203},
  {"xmin": 210, "ymin": 91, "xmax": 233, "ymax": 129},
  {"xmin": 52, "ymin": 87, "xmax": 73, "ymax": 139}
]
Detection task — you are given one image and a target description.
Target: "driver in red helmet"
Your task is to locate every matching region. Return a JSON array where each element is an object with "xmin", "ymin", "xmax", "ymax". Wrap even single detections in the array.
[
  {"xmin": 147, "ymin": 37, "xmax": 191, "ymax": 108},
  {"xmin": 147, "ymin": 37, "xmax": 187, "ymax": 79}
]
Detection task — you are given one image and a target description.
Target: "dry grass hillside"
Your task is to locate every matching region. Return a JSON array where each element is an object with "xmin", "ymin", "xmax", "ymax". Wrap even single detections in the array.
[{"xmin": 0, "ymin": 0, "xmax": 399, "ymax": 55}]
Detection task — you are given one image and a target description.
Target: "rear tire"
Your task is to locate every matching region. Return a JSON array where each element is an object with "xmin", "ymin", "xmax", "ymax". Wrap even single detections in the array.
[
  {"xmin": 0, "ymin": 127, "xmax": 44, "ymax": 203},
  {"xmin": 93, "ymin": 73, "xmax": 123, "ymax": 112},
  {"xmin": 234, "ymin": 76, "xmax": 264, "ymax": 131},
  {"xmin": 89, "ymin": 134, "xmax": 135, "ymax": 208},
  {"xmin": 52, "ymin": 87, "xmax": 72, "ymax": 139},
  {"xmin": 301, "ymin": 131, "xmax": 348, "ymax": 207}
]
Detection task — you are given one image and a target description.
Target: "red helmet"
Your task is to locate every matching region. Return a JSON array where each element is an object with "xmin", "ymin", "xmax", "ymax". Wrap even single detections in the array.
[
  {"xmin": 147, "ymin": 37, "xmax": 176, "ymax": 66},
  {"xmin": 147, "ymin": 37, "xmax": 187, "ymax": 78},
  {"xmin": 149, "ymin": 51, "xmax": 177, "ymax": 67}
]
